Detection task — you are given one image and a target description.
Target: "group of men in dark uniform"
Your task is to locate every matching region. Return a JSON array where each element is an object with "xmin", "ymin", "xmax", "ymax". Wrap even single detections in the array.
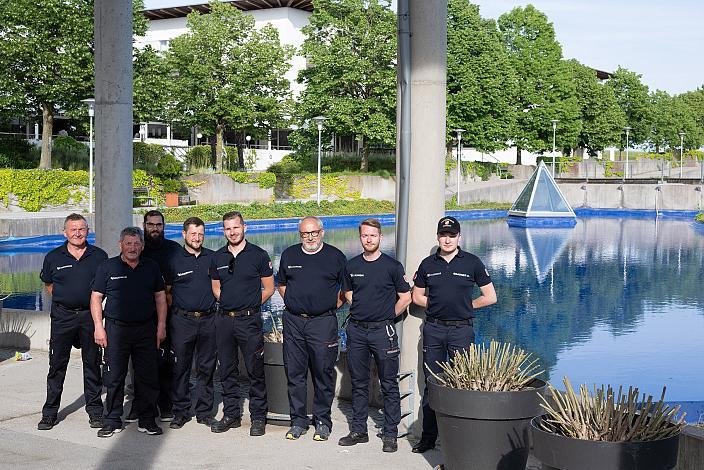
[{"xmin": 37, "ymin": 211, "xmax": 496, "ymax": 455}]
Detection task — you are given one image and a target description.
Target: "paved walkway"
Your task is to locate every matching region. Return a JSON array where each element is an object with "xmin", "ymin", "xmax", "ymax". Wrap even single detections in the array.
[{"xmin": 0, "ymin": 349, "xmax": 448, "ymax": 470}]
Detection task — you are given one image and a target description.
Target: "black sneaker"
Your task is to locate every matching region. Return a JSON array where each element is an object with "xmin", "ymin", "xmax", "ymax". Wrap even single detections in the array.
[
  {"xmin": 338, "ymin": 431, "xmax": 369, "ymax": 446},
  {"xmin": 250, "ymin": 419, "xmax": 266, "ymax": 437},
  {"xmin": 411, "ymin": 437, "xmax": 435, "ymax": 453},
  {"xmin": 210, "ymin": 415, "xmax": 241, "ymax": 433},
  {"xmin": 382, "ymin": 436, "xmax": 398, "ymax": 453},
  {"xmin": 88, "ymin": 415, "xmax": 103, "ymax": 429},
  {"xmin": 37, "ymin": 416, "xmax": 57, "ymax": 431},
  {"xmin": 196, "ymin": 416, "xmax": 215, "ymax": 427},
  {"xmin": 169, "ymin": 415, "xmax": 189, "ymax": 429},
  {"xmin": 97, "ymin": 424, "xmax": 123, "ymax": 438},
  {"xmin": 137, "ymin": 421, "xmax": 163, "ymax": 435},
  {"xmin": 159, "ymin": 410, "xmax": 175, "ymax": 422}
]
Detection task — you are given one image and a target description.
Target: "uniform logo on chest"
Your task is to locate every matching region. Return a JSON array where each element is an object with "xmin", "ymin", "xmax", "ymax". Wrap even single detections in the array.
[
  {"xmin": 452, "ymin": 272, "xmax": 470, "ymax": 278},
  {"xmin": 110, "ymin": 276, "xmax": 128, "ymax": 280},
  {"xmin": 56, "ymin": 265, "xmax": 73, "ymax": 270},
  {"xmin": 287, "ymin": 265, "xmax": 303, "ymax": 269},
  {"xmin": 177, "ymin": 271, "xmax": 193, "ymax": 277},
  {"xmin": 349, "ymin": 273, "xmax": 364, "ymax": 277},
  {"xmin": 427, "ymin": 272, "xmax": 441, "ymax": 277}
]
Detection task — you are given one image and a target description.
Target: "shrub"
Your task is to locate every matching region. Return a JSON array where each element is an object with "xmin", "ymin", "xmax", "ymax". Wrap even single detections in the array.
[
  {"xmin": 156, "ymin": 153, "xmax": 182, "ymax": 179},
  {"xmin": 184, "ymin": 145, "xmax": 212, "ymax": 171},
  {"xmin": 227, "ymin": 171, "xmax": 276, "ymax": 189},
  {"xmin": 0, "ymin": 137, "xmax": 38, "ymax": 168},
  {"xmin": 52, "ymin": 136, "xmax": 88, "ymax": 170},
  {"xmin": 161, "ymin": 178, "xmax": 183, "ymax": 193},
  {"xmin": 133, "ymin": 142, "xmax": 167, "ymax": 174},
  {"xmin": 267, "ymin": 154, "xmax": 304, "ymax": 174}
]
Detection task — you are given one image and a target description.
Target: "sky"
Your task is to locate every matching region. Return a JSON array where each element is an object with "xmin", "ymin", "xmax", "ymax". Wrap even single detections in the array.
[{"xmin": 143, "ymin": 0, "xmax": 704, "ymax": 95}]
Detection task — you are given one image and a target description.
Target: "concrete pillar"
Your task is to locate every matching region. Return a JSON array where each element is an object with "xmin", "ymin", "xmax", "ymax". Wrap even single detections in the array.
[
  {"xmin": 397, "ymin": 0, "xmax": 447, "ymax": 437},
  {"xmin": 94, "ymin": 0, "xmax": 134, "ymax": 255}
]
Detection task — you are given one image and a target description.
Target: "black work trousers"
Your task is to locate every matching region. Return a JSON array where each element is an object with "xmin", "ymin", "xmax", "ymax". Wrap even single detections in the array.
[
  {"xmin": 170, "ymin": 311, "xmax": 217, "ymax": 419},
  {"xmin": 215, "ymin": 312, "xmax": 267, "ymax": 420},
  {"xmin": 346, "ymin": 322, "xmax": 401, "ymax": 437},
  {"xmin": 42, "ymin": 304, "xmax": 103, "ymax": 419},
  {"xmin": 103, "ymin": 319, "xmax": 159, "ymax": 427},
  {"xmin": 420, "ymin": 320, "xmax": 475, "ymax": 442},
  {"xmin": 283, "ymin": 310, "xmax": 338, "ymax": 430}
]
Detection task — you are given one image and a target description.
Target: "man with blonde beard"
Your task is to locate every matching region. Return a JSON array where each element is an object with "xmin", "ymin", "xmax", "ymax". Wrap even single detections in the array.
[{"xmin": 277, "ymin": 216, "xmax": 346, "ymax": 442}]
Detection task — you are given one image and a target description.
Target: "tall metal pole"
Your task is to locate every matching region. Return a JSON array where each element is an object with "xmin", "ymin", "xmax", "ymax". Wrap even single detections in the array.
[
  {"xmin": 624, "ymin": 126, "xmax": 631, "ymax": 182},
  {"xmin": 453, "ymin": 129, "xmax": 465, "ymax": 205},
  {"xmin": 396, "ymin": 0, "xmax": 411, "ymax": 269},
  {"xmin": 679, "ymin": 131, "xmax": 685, "ymax": 179},
  {"xmin": 551, "ymin": 119, "xmax": 558, "ymax": 176},
  {"xmin": 89, "ymin": 114, "xmax": 93, "ymax": 213},
  {"xmin": 313, "ymin": 116, "xmax": 326, "ymax": 206}
]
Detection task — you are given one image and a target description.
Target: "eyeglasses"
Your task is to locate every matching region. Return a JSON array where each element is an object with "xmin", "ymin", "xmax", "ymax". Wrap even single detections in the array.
[
  {"xmin": 145, "ymin": 222, "xmax": 164, "ymax": 228},
  {"xmin": 299, "ymin": 230, "xmax": 322, "ymax": 239},
  {"xmin": 228, "ymin": 256, "xmax": 237, "ymax": 274}
]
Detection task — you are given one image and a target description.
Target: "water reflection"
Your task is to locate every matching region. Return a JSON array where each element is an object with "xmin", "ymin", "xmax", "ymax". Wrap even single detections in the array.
[{"xmin": 2, "ymin": 216, "xmax": 703, "ymax": 400}]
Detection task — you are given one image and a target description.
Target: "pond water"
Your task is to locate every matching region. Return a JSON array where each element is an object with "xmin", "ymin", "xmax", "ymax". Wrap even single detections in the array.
[{"xmin": 2, "ymin": 212, "xmax": 703, "ymax": 417}]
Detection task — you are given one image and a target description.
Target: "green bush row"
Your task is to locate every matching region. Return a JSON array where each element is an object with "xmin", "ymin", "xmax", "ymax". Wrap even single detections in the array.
[
  {"xmin": 0, "ymin": 169, "xmax": 88, "ymax": 211},
  {"xmin": 226, "ymin": 171, "xmax": 277, "ymax": 189}
]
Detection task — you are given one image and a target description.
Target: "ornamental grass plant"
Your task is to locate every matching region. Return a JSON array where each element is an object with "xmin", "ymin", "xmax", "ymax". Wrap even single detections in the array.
[
  {"xmin": 539, "ymin": 377, "xmax": 685, "ymax": 442},
  {"xmin": 429, "ymin": 340, "xmax": 543, "ymax": 392}
]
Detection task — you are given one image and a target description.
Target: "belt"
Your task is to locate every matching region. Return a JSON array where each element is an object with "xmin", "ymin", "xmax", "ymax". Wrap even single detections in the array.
[
  {"xmin": 54, "ymin": 302, "xmax": 89, "ymax": 312},
  {"xmin": 425, "ymin": 317, "xmax": 472, "ymax": 327},
  {"xmin": 105, "ymin": 317, "xmax": 153, "ymax": 327},
  {"xmin": 174, "ymin": 307, "xmax": 214, "ymax": 318},
  {"xmin": 291, "ymin": 309, "xmax": 335, "ymax": 319},
  {"xmin": 220, "ymin": 307, "xmax": 259, "ymax": 318},
  {"xmin": 349, "ymin": 318, "xmax": 393, "ymax": 329}
]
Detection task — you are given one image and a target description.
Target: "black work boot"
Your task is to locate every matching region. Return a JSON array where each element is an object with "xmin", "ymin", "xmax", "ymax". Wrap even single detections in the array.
[{"xmin": 338, "ymin": 431, "xmax": 369, "ymax": 446}]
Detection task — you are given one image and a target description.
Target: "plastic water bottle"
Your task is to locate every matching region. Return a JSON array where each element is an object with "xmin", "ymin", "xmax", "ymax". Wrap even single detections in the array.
[
  {"xmin": 338, "ymin": 329, "xmax": 347, "ymax": 352},
  {"xmin": 15, "ymin": 351, "xmax": 32, "ymax": 361}
]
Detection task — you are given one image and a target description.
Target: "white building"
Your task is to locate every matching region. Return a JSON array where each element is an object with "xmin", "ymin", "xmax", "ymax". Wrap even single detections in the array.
[{"xmin": 136, "ymin": 1, "xmax": 312, "ymax": 165}]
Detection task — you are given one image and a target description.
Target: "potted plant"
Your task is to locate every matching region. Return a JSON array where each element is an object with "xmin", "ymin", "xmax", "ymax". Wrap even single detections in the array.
[
  {"xmin": 427, "ymin": 341, "xmax": 546, "ymax": 470},
  {"xmin": 531, "ymin": 378, "xmax": 685, "ymax": 470},
  {"xmin": 162, "ymin": 179, "xmax": 182, "ymax": 207},
  {"xmin": 262, "ymin": 316, "xmax": 313, "ymax": 426}
]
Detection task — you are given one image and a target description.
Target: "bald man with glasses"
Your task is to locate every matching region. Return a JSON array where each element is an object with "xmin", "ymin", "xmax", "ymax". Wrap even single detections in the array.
[{"xmin": 277, "ymin": 216, "xmax": 347, "ymax": 442}]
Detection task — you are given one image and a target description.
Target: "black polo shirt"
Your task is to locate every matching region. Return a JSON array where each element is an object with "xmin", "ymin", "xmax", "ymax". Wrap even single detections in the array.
[
  {"xmin": 413, "ymin": 248, "xmax": 492, "ymax": 321},
  {"xmin": 40, "ymin": 242, "xmax": 108, "ymax": 310},
  {"xmin": 277, "ymin": 243, "xmax": 346, "ymax": 316},
  {"xmin": 163, "ymin": 246, "xmax": 216, "ymax": 312},
  {"xmin": 343, "ymin": 253, "xmax": 411, "ymax": 322},
  {"xmin": 92, "ymin": 255, "xmax": 165, "ymax": 323},
  {"xmin": 210, "ymin": 241, "xmax": 273, "ymax": 311},
  {"xmin": 143, "ymin": 238, "xmax": 181, "ymax": 276}
]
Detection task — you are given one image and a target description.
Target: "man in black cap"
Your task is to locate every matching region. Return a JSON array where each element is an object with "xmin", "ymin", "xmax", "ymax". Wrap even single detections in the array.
[
  {"xmin": 210, "ymin": 211, "xmax": 275, "ymax": 436},
  {"xmin": 411, "ymin": 216, "xmax": 497, "ymax": 454},
  {"xmin": 338, "ymin": 218, "xmax": 411, "ymax": 453},
  {"xmin": 91, "ymin": 226, "xmax": 168, "ymax": 438},
  {"xmin": 141, "ymin": 210, "xmax": 181, "ymax": 422},
  {"xmin": 277, "ymin": 216, "xmax": 347, "ymax": 442},
  {"xmin": 163, "ymin": 217, "xmax": 217, "ymax": 429},
  {"xmin": 37, "ymin": 213, "xmax": 108, "ymax": 431}
]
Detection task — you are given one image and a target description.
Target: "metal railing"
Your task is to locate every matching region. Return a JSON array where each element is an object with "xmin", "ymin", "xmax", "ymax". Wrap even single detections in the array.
[{"xmin": 549, "ymin": 158, "xmax": 704, "ymax": 183}]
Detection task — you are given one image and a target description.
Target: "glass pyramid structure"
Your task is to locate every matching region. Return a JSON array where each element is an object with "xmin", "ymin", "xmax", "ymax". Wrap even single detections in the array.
[{"xmin": 509, "ymin": 161, "xmax": 576, "ymax": 219}]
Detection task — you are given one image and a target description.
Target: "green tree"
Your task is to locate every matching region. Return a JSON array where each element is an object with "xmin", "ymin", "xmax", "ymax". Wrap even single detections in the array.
[
  {"xmin": 295, "ymin": 0, "xmax": 396, "ymax": 172},
  {"xmin": 134, "ymin": 45, "xmax": 171, "ymax": 124},
  {"xmin": 649, "ymin": 90, "xmax": 702, "ymax": 153},
  {"xmin": 605, "ymin": 67, "xmax": 651, "ymax": 147},
  {"xmin": 447, "ymin": 1, "xmax": 517, "ymax": 152},
  {"xmin": 566, "ymin": 60, "xmax": 626, "ymax": 156},
  {"xmin": 679, "ymin": 86, "xmax": 704, "ymax": 147},
  {"xmin": 498, "ymin": 5, "xmax": 580, "ymax": 164},
  {"xmin": 166, "ymin": 0, "xmax": 293, "ymax": 170},
  {"xmin": 0, "ymin": 0, "xmax": 146, "ymax": 169}
]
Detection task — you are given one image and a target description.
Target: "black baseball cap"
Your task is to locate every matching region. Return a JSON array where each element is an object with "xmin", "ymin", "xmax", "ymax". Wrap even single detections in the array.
[{"xmin": 437, "ymin": 216, "xmax": 460, "ymax": 235}]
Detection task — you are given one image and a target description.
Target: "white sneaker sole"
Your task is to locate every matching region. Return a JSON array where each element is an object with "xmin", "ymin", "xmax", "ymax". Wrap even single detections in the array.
[
  {"xmin": 137, "ymin": 426, "xmax": 162, "ymax": 435},
  {"xmin": 98, "ymin": 427, "xmax": 123, "ymax": 438}
]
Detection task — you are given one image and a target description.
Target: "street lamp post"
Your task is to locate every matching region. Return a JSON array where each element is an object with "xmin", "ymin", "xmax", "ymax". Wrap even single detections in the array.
[
  {"xmin": 81, "ymin": 98, "xmax": 95, "ymax": 213},
  {"xmin": 551, "ymin": 119, "xmax": 559, "ymax": 176},
  {"xmin": 678, "ymin": 131, "xmax": 685, "ymax": 179},
  {"xmin": 453, "ymin": 129, "xmax": 465, "ymax": 205},
  {"xmin": 312, "ymin": 116, "xmax": 327, "ymax": 205},
  {"xmin": 624, "ymin": 126, "xmax": 631, "ymax": 182}
]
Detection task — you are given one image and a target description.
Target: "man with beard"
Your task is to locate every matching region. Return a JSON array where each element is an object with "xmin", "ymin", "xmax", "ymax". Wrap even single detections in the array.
[
  {"xmin": 277, "ymin": 216, "xmax": 346, "ymax": 442},
  {"xmin": 91, "ymin": 227, "xmax": 167, "ymax": 437},
  {"xmin": 338, "ymin": 218, "xmax": 411, "ymax": 453},
  {"xmin": 141, "ymin": 210, "xmax": 181, "ymax": 422},
  {"xmin": 410, "ymin": 216, "xmax": 497, "ymax": 454},
  {"xmin": 210, "ymin": 211, "xmax": 274, "ymax": 436},
  {"xmin": 163, "ymin": 217, "xmax": 217, "ymax": 429},
  {"xmin": 37, "ymin": 213, "xmax": 108, "ymax": 431}
]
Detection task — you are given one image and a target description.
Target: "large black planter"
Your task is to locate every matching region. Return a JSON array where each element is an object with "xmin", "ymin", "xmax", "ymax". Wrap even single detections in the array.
[
  {"xmin": 428, "ymin": 377, "xmax": 546, "ymax": 470},
  {"xmin": 263, "ymin": 341, "xmax": 313, "ymax": 426},
  {"xmin": 530, "ymin": 416, "xmax": 680, "ymax": 470}
]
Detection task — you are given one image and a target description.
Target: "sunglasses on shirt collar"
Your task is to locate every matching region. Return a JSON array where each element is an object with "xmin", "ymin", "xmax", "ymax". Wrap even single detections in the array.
[{"xmin": 228, "ymin": 255, "xmax": 237, "ymax": 274}]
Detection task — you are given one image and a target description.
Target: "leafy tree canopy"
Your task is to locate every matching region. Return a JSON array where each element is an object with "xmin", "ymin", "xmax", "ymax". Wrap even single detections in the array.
[{"xmin": 605, "ymin": 67, "xmax": 652, "ymax": 147}]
